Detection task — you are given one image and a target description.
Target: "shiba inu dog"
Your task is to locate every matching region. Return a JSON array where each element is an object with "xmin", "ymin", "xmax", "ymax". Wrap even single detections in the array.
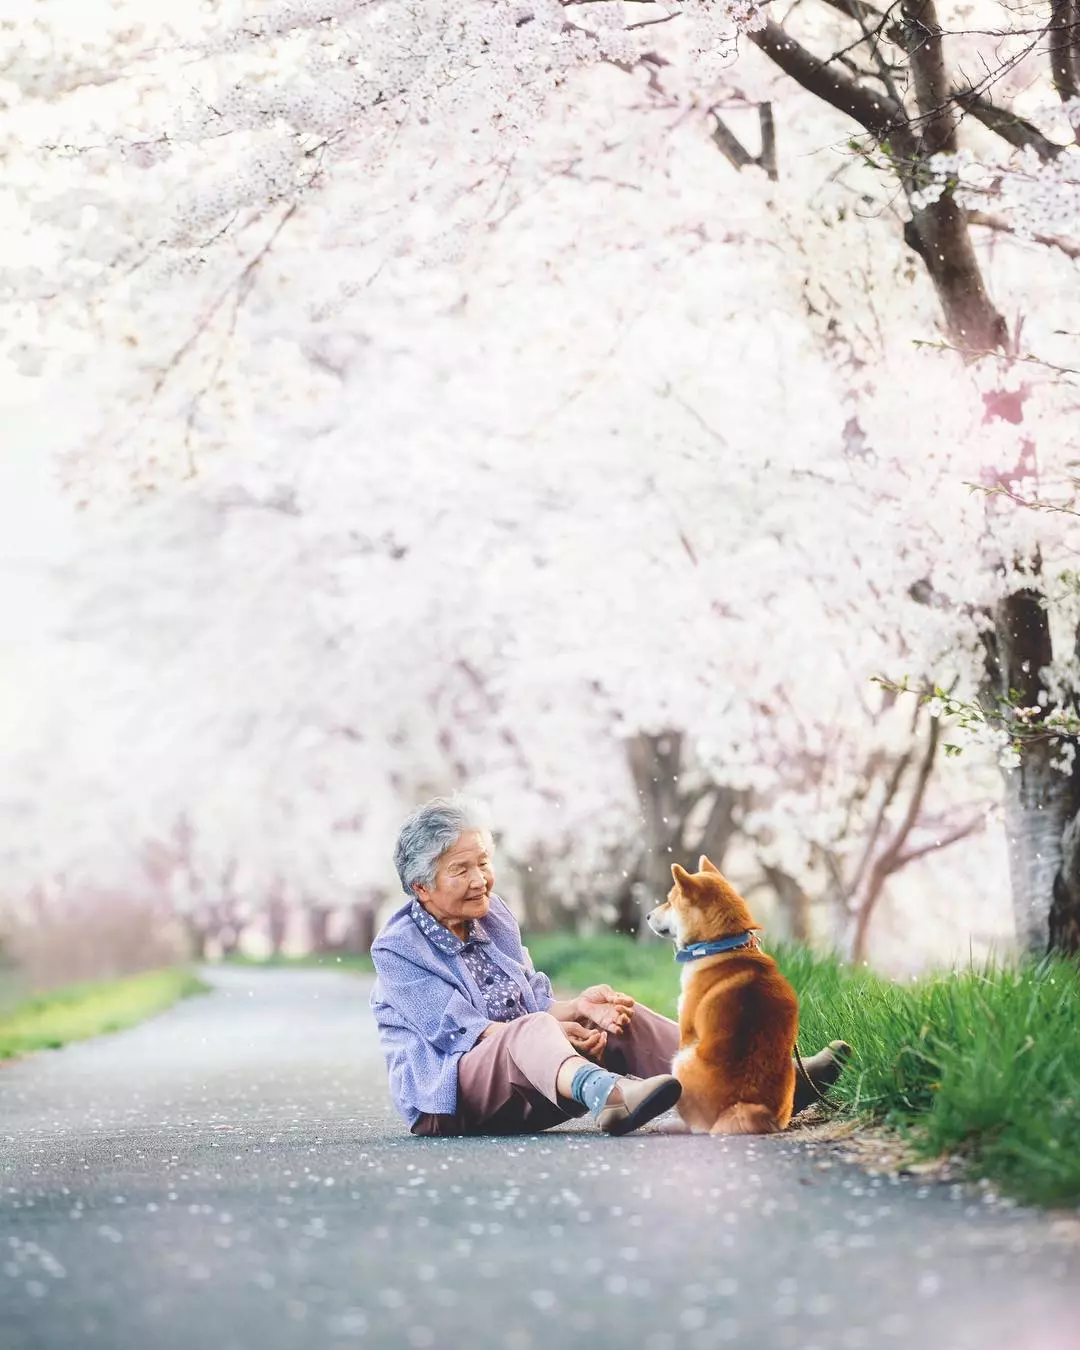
[{"xmin": 647, "ymin": 856, "xmax": 799, "ymax": 1135}]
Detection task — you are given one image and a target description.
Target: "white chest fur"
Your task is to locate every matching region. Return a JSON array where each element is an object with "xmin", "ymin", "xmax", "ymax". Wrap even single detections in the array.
[{"xmin": 676, "ymin": 962, "xmax": 697, "ymax": 1021}]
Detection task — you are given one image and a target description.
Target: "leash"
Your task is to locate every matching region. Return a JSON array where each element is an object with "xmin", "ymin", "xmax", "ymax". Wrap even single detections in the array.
[{"xmin": 793, "ymin": 1041, "xmax": 828, "ymax": 1103}]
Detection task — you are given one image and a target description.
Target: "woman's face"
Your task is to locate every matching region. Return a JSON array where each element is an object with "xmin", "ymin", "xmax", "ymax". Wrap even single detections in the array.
[{"xmin": 414, "ymin": 830, "xmax": 494, "ymax": 934}]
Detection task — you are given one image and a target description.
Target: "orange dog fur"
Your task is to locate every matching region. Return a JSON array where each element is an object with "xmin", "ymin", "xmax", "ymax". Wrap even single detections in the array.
[{"xmin": 648, "ymin": 857, "xmax": 799, "ymax": 1135}]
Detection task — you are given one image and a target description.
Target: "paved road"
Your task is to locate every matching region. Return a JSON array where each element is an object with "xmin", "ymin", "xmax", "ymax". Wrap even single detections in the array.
[{"xmin": 2, "ymin": 967, "xmax": 1078, "ymax": 1350}]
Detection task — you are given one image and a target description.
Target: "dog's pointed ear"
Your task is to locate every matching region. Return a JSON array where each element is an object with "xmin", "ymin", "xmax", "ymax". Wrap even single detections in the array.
[
  {"xmin": 671, "ymin": 863, "xmax": 694, "ymax": 889},
  {"xmin": 699, "ymin": 855, "xmax": 721, "ymax": 875}
]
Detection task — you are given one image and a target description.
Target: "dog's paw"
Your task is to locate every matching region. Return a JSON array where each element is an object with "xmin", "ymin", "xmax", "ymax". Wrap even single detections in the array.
[{"xmin": 651, "ymin": 1119, "xmax": 691, "ymax": 1135}]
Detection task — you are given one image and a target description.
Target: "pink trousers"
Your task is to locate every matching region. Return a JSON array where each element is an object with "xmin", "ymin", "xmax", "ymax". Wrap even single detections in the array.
[{"xmin": 411, "ymin": 1005, "xmax": 680, "ymax": 1137}]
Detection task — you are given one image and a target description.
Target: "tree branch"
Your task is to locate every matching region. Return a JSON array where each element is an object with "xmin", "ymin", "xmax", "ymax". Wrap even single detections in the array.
[
  {"xmin": 953, "ymin": 87, "xmax": 1067, "ymax": 159},
  {"xmin": 708, "ymin": 104, "xmax": 778, "ymax": 179},
  {"xmin": 845, "ymin": 0, "xmax": 908, "ymax": 112},
  {"xmin": 848, "ymin": 717, "xmax": 942, "ymax": 958},
  {"xmin": 818, "ymin": 0, "xmax": 893, "ymax": 26},
  {"xmin": 848, "ymin": 746, "xmax": 914, "ymax": 900},
  {"xmin": 710, "ymin": 114, "xmax": 757, "ymax": 171},
  {"xmin": 759, "ymin": 102, "xmax": 778, "ymax": 179},
  {"xmin": 759, "ymin": 0, "xmax": 1066, "ymax": 161},
  {"xmin": 879, "ymin": 714, "xmax": 942, "ymax": 877},
  {"xmin": 148, "ymin": 203, "xmax": 298, "ymax": 404},
  {"xmin": 748, "ymin": 20, "xmax": 918, "ymax": 157},
  {"xmin": 901, "ymin": 0, "xmax": 958, "ymax": 155},
  {"xmin": 967, "ymin": 208, "xmax": 1080, "ymax": 261},
  {"xmin": 561, "ymin": 17, "xmax": 670, "ymax": 90},
  {"xmin": 1049, "ymin": 0, "xmax": 1080, "ymax": 121},
  {"xmin": 893, "ymin": 812, "xmax": 986, "ymax": 868}
]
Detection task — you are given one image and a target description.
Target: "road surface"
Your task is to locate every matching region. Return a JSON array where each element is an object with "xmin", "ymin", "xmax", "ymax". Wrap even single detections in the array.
[{"xmin": 2, "ymin": 965, "xmax": 1078, "ymax": 1350}]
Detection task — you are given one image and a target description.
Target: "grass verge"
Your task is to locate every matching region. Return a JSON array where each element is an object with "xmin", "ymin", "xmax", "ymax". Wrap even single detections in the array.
[
  {"xmin": 526, "ymin": 933, "xmax": 1080, "ymax": 1208},
  {"xmin": 0, "ymin": 968, "xmax": 208, "ymax": 1061}
]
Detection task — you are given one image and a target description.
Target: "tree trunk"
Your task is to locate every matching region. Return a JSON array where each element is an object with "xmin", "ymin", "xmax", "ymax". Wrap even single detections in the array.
[
  {"xmin": 625, "ymin": 735, "xmax": 749, "ymax": 939},
  {"xmin": 845, "ymin": 864, "xmax": 890, "ymax": 965},
  {"xmin": 694, "ymin": 787, "xmax": 743, "ymax": 873},
  {"xmin": 626, "ymin": 731, "xmax": 686, "ymax": 941},
  {"xmin": 184, "ymin": 917, "xmax": 209, "ymax": 962},
  {"xmin": 214, "ymin": 902, "xmax": 240, "ymax": 957},
  {"xmin": 905, "ymin": 198, "xmax": 1007, "ymax": 353},
  {"xmin": 1050, "ymin": 795, "xmax": 1080, "ymax": 952},
  {"xmin": 307, "ymin": 904, "xmax": 333, "ymax": 955},
  {"xmin": 1049, "ymin": 625, "xmax": 1080, "ymax": 952},
  {"xmin": 266, "ymin": 890, "xmax": 288, "ymax": 957},
  {"xmin": 610, "ymin": 871, "xmax": 640, "ymax": 937},
  {"xmin": 761, "ymin": 865, "xmax": 813, "ymax": 943},
  {"xmin": 1002, "ymin": 759, "xmax": 1077, "ymax": 952},
  {"xmin": 218, "ymin": 929, "xmax": 241, "ymax": 958},
  {"xmin": 982, "ymin": 587, "xmax": 1079, "ymax": 953},
  {"xmin": 512, "ymin": 852, "xmax": 582, "ymax": 934},
  {"xmin": 341, "ymin": 901, "xmax": 377, "ymax": 955},
  {"xmin": 514, "ymin": 861, "xmax": 554, "ymax": 934}
]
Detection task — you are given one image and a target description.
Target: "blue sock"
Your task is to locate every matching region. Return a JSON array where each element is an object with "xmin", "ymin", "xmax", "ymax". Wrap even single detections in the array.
[{"xmin": 570, "ymin": 1064, "xmax": 621, "ymax": 1117}]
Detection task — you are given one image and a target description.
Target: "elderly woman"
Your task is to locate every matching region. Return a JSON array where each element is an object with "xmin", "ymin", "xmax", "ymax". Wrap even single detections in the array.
[{"xmin": 371, "ymin": 797, "xmax": 845, "ymax": 1138}]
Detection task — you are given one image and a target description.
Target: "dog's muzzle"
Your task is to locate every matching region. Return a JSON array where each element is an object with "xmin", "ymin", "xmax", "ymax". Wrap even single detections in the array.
[{"xmin": 646, "ymin": 907, "xmax": 674, "ymax": 939}]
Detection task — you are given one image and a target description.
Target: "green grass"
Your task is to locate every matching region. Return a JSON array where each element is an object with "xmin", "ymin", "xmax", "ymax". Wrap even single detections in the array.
[
  {"xmin": 0, "ymin": 968, "xmax": 208, "ymax": 1061},
  {"xmin": 525, "ymin": 933, "xmax": 677, "ymax": 1018},
  {"xmin": 526, "ymin": 933, "xmax": 1080, "ymax": 1207}
]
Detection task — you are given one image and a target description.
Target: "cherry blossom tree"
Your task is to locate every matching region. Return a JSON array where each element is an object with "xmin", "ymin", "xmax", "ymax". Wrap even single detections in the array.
[
  {"xmin": 3, "ymin": 0, "xmax": 1079, "ymax": 962},
  {"xmin": 3, "ymin": 205, "xmax": 1029, "ymax": 960},
  {"xmin": 720, "ymin": 0, "xmax": 1080, "ymax": 951}
]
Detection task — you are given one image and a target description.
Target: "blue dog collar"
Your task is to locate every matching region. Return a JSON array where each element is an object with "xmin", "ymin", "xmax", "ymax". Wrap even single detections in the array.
[{"xmin": 674, "ymin": 932, "xmax": 756, "ymax": 963}]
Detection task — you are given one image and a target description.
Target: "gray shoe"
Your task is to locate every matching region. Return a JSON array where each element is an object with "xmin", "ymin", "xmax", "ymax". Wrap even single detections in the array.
[
  {"xmin": 597, "ymin": 1074, "xmax": 682, "ymax": 1136},
  {"xmin": 793, "ymin": 1040, "xmax": 852, "ymax": 1114}
]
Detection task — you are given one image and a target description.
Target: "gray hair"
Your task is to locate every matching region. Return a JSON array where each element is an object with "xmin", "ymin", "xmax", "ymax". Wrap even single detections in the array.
[{"xmin": 393, "ymin": 794, "xmax": 492, "ymax": 897}]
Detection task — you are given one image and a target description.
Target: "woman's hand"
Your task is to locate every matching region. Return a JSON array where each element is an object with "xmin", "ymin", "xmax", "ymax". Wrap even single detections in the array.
[
  {"xmin": 576, "ymin": 985, "xmax": 635, "ymax": 1035},
  {"xmin": 561, "ymin": 1021, "xmax": 607, "ymax": 1061}
]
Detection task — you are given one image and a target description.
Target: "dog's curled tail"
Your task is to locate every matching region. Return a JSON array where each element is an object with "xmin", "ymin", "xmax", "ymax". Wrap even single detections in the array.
[{"xmin": 711, "ymin": 1103, "xmax": 782, "ymax": 1136}]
